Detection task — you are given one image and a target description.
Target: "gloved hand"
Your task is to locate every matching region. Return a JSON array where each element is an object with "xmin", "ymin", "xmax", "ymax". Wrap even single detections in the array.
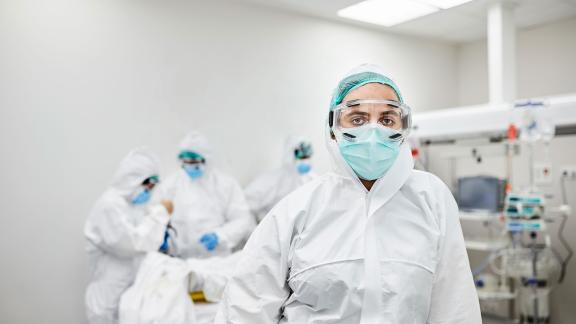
[
  {"xmin": 159, "ymin": 230, "xmax": 170, "ymax": 254},
  {"xmin": 199, "ymin": 232, "xmax": 219, "ymax": 251}
]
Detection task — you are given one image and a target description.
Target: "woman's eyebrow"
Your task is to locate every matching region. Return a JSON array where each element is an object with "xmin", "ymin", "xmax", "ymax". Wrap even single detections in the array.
[
  {"xmin": 344, "ymin": 111, "xmax": 370, "ymax": 116},
  {"xmin": 381, "ymin": 110, "xmax": 401, "ymax": 117}
]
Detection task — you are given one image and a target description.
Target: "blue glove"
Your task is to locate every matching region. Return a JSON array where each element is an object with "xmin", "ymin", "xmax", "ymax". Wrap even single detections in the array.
[
  {"xmin": 199, "ymin": 233, "xmax": 219, "ymax": 251},
  {"xmin": 159, "ymin": 230, "xmax": 170, "ymax": 254}
]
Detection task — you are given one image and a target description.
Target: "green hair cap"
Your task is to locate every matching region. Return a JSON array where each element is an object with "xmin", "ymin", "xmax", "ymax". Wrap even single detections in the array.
[
  {"xmin": 178, "ymin": 151, "xmax": 204, "ymax": 161},
  {"xmin": 329, "ymin": 71, "xmax": 403, "ymax": 111}
]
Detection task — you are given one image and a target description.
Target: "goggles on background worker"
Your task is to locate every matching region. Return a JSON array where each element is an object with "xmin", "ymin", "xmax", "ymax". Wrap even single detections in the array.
[{"xmin": 294, "ymin": 142, "xmax": 313, "ymax": 160}]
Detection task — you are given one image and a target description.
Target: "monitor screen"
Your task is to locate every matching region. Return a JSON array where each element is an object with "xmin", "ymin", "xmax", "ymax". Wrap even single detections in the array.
[{"xmin": 457, "ymin": 176, "xmax": 503, "ymax": 212}]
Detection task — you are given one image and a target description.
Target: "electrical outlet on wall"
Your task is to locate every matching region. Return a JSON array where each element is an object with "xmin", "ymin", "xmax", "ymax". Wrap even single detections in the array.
[
  {"xmin": 534, "ymin": 163, "xmax": 553, "ymax": 185},
  {"xmin": 560, "ymin": 166, "xmax": 576, "ymax": 179}
]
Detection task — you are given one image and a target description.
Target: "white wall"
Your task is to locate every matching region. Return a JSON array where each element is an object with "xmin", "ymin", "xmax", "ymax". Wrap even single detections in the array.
[
  {"xmin": 442, "ymin": 16, "xmax": 576, "ymax": 324},
  {"xmin": 0, "ymin": 0, "xmax": 459, "ymax": 323},
  {"xmin": 457, "ymin": 16, "xmax": 576, "ymax": 106}
]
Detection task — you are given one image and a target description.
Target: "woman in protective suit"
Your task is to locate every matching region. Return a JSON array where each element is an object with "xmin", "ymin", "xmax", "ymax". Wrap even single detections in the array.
[{"xmin": 215, "ymin": 64, "xmax": 481, "ymax": 324}]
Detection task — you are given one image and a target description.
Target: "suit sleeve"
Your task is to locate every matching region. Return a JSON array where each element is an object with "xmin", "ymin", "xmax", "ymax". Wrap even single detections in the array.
[
  {"xmin": 427, "ymin": 182, "xmax": 482, "ymax": 324},
  {"xmin": 85, "ymin": 204, "xmax": 170, "ymax": 258},
  {"xmin": 214, "ymin": 178, "xmax": 256, "ymax": 249},
  {"xmin": 215, "ymin": 211, "xmax": 291, "ymax": 323}
]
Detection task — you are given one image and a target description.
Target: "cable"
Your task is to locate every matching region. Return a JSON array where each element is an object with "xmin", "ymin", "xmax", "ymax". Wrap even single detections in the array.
[
  {"xmin": 556, "ymin": 176, "xmax": 573, "ymax": 283},
  {"xmin": 488, "ymin": 249, "xmax": 510, "ymax": 277},
  {"xmin": 473, "ymin": 249, "xmax": 505, "ymax": 276},
  {"xmin": 557, "ymin": 214, "xmax": 573, "ymax": 283},
  {"xmin": 530, "ymin": 242, "xmax": 539, "ymax": 324}
]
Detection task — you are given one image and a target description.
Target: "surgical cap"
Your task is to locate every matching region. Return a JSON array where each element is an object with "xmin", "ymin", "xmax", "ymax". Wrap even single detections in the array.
[
  {"xmin": 178, "ymin": 151, "xmax": 204, "ymax": 161},
  {"xmin": 178, "ymin": 131, "xmax": 212, "ymax": 162},
  {"xmin": 329, "ymin": 64, "xmax": 404, "ymax": 111}
]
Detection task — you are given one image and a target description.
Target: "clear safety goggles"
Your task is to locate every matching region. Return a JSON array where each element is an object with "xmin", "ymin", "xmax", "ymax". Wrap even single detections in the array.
[
  {"xmin": 142, "ymin": 175, "xmax": 160, "ymax": 190},
  {"xmin": 329, "ymin": 99, "xmax": 412, "ymax": 141},
  {"xmin": 182, "ymin": 159, "xmax": 204, "ymax": 165}
]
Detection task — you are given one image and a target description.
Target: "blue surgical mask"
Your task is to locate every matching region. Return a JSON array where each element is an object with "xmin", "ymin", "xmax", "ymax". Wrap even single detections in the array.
[
  {"xmin": 297, "ymin": 162, "xmax": 312, "ymax": 175},
  {"xmin": 337, "ymin": 124, "xmax": 401, "ymax": 181},
  {"xmin": 131, "ymin": 188, "xmax": 151, "ymax": 205},
  {"xmin": 183, "ymin": 164, "xmax": 204, "ymax": 179}
]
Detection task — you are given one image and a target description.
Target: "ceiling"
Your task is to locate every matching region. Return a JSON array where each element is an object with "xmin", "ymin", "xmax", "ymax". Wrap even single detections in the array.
[{"xmin": 232, "ymin": 0, "xmax": 576, "ymax": 42}]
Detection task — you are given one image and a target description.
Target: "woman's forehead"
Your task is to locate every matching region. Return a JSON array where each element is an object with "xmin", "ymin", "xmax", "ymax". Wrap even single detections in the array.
[{"xmin": 342, "ymin": 83, "xmax": 399, "ymax": 102}]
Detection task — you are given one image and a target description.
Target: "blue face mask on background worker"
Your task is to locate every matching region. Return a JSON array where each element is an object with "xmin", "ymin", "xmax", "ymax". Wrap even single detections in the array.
[
  {"xmin": 179, "ymin": 151, "xmax": 205, "ymax": 180},
  {"xmin": 296, "ymin": 162, "xmax": 311, "ymax": 175},
  {"xmin": 131, "ymin": 175, "xmax": 160, "ymax": 205},
  {"xmin": 294, "ymin": 141, "xmax": 313, "ymax": 175}
]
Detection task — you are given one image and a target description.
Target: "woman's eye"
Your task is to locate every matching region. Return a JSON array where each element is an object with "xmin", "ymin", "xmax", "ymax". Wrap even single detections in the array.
[
  {"xmin": 351, "ymin": 118, "xmax": 366, "ymax": 126},
  {"xmin": 380, "ymin": 118, "xmax": 395, "ymax": 126}
]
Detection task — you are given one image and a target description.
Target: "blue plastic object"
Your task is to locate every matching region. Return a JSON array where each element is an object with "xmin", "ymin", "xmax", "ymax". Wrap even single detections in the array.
[{"xmin": 199, "ymin": 233, "xmax": 219, "ymax": 251}]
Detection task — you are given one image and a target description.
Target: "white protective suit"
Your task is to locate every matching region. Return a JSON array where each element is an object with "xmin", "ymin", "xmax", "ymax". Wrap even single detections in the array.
[
  {"xmin": 161, "ymin": 131, "xmax": 255, "ymax": 259},
  {"xmin": 216, "ymin": 108, "xmax": 481, "ymax": 322},
  {"xmin": 85, "ymin": 148, "xmax": 171, "ymax": 324},
  {"xmin": 245, "ymin": 136, "xmax": 317, "ymax": 222},
  {"xmin": 119, "ymin": 252, "xmax": 197, "ymax": 324}
]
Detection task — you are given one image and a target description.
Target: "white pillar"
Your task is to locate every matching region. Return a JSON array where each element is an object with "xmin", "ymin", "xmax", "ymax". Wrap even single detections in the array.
[{"xmin": 487, "ymin": 1, "xmax": 516, "ymax": 105}]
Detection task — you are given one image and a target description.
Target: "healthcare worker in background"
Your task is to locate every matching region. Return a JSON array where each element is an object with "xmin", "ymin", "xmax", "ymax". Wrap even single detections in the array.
[
  {"xmin": 85, "ymin": 148, "xmax": 173, "ymax": 324},
  {"xmin": 161, "ymin": 131, "xmax": 255, "ymax": 259},
  {"xmin": 244, "ymin": 136, "xmax": 317, "ymax": 222},
  {"xmin": 216, "ymin": 64, "xmax": 481, "ymax": 323}
]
